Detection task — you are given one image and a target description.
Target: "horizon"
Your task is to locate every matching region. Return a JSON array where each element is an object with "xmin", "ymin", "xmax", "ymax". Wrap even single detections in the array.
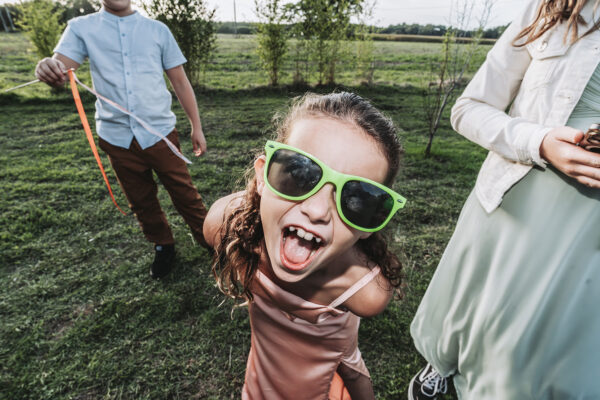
[{"xmin": 0, "ymin": 0, "xmax": 527, "ymax": 28}]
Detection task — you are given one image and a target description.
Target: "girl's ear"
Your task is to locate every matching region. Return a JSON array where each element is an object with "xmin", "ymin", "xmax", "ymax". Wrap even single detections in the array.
[
  {"xmin": 358, "ymin": 231, "xmax": 373, "ymax": 240},
  {"xmin": 254, "ymin": 155, "xmax": 266, "ymax": 196}
]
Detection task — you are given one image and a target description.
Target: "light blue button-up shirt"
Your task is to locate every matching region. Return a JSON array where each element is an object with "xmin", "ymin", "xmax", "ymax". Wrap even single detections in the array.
[{"xmin": 54, "ymin": 9, "xmax": 187, "ymax": 149}]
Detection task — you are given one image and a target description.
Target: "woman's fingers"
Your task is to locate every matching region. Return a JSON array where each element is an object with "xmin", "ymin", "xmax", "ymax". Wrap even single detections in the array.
[
  {"xmin": 541, "ymin": 126, "xmax": 600, "ymax": 188},
  {"xmin": 571, "ymin": 152, "xmax": 600, "ymax": 187}
]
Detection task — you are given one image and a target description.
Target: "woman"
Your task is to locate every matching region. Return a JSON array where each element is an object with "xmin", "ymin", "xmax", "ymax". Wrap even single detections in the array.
[{"xmin": 409, "ymin": 0, "xmax": 600, "ymax": 398}]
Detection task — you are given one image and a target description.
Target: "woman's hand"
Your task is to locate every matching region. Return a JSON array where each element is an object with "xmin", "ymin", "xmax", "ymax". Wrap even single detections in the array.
[{"xmin": 540, "ymin": 126, "xmax": 600, "ymax": 188}]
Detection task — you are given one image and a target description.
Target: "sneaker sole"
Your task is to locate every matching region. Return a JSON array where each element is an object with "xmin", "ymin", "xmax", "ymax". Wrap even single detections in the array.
[{"xmin": 408, "ymin": 374, "xmax": 418, "ymax": 400}]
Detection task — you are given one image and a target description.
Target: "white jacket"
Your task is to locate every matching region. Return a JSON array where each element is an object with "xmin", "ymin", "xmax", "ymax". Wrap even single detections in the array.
[{"xmin": 451, "ymin": 0, "xmax": 600, "ymax": 213}]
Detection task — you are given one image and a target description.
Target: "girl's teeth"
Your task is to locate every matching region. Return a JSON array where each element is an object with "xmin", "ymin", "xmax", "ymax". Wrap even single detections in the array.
[{"xmin": 287, "ymin": 226, "xmax": 322, "ymax": 244}]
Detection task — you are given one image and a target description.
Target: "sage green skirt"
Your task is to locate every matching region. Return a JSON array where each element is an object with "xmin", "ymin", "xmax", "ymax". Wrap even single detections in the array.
[{"xmin": 410, "ymin": 117, "xmax": 600, "ymax": 397}]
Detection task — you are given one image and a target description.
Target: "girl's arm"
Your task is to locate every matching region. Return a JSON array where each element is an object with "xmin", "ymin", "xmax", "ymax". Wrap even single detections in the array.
[
  {"xmin": 165, "ymin": 65, "xmax": 207, "ymax": 157},
  {"xmin": 203, "ymin": 191, "xmax": 245, "ymax": 249},
  {"xmin": 450, "ymin": 0, "xmax": 549, "ymax": 167},
  {"xmin": 343, "ymin": 272, "xmax": 393, "ymax": 318}
]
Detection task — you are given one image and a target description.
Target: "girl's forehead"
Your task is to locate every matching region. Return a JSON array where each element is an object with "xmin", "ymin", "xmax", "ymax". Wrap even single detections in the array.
[{"xmin": 285, "ymin": 117, "xmax": 389, "ymax": 183}]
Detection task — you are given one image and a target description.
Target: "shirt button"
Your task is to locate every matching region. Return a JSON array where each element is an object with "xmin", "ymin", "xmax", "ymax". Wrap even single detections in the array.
[
  {"xmin": 538, "ymin": 41, "xmax": 547, "ymax": 51},
  {"xmin": 121, "ymin": 33, "xmax": 125, "ymax": 37},
  {"xmin": 124, "ymin": 52, "xmax": 128, "ymax": 56},
  {"xmin": 126, "ymin": 72, "xmax": 130, "ymax": 75},
  {"xmin": 128, "ymin": 91, "xmax": 132, "ymax": 94}
]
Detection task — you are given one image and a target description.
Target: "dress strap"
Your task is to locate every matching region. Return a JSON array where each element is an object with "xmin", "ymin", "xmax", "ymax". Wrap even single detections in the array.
[{"xmin": 329, "ymin": 266, "xmax": 381, "ymax": 309}]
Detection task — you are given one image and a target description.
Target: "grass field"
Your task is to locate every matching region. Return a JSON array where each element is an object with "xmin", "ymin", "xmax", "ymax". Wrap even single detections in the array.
[{"xmin": 0, "ymin": 32, "xmax": 489, "ymax": 399}]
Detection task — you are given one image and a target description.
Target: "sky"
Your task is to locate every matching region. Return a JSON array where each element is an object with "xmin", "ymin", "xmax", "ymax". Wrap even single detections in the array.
[
  {"xmin": 203, "ymin": 0, "xmax": 527, "ymax": 28},
  {"xmin": 0, "ymin": 0, "xmax": 528, "ymax": 28}
]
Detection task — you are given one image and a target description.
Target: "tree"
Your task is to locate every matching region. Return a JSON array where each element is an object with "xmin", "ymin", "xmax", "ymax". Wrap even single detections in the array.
[
  {"xmin": 143, "ymin": 0, "xmax": 217, "ymax": 86},
  {"xmin": 17, "ymin": 0, "xmax": 64, "ymax": 58},
  {"xmin": 59, "ymin": 0, "xmax": 99, "ymax": 23},
  {"xmin": 353, "ymin": 0, "xmax": 377, "ymax": 85},
  {"xmin": 255, "ymin": 0, "xmax": 288, "ymax": 86},
  {"xmin": 422, "ymin": 0, "xmax": 493, "ymax": 156},
  {"xmin": 286, "ymin": 0, "xmax": 362, "ymax": 85}
]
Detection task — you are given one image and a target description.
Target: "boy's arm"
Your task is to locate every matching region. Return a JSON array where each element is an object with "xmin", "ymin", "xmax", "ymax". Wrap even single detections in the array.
[
  {"xmin": 165, "ymin": 65, "xmax": 207, "ymax": 157},
  {"xmin": 35, "ymin": 53, "xmax": 80, "ymax": 87}
]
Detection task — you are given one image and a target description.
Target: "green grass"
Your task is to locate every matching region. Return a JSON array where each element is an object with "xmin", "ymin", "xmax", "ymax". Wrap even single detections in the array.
[{"xmin": 0, "ymin": 32, "xmax": 488, "ymax": 399}]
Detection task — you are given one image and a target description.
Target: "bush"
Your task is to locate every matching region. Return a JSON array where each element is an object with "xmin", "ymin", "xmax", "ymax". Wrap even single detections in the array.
[
  {"xmin": 255, "ymin": 0, "xmax": 288, "ymax": 86},
  {"xmin": 143, "ymin": 0, "xmax": 217, "ymax": 86},
  {"xmin": 286, "ymin": 0, "xmax": 362, "ymax": 85},
  {"xmin": 17, "ymin": 0, "xmax": 64, "ymax": 57}
]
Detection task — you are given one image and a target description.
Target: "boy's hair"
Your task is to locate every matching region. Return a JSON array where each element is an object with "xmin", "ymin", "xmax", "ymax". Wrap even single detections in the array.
[
  {"xmin": 513, "ymin": 0, "xmax": 600, "ymax": 47},
  {"xmin": 213, "ymin": 92, "xmax": 404, "ymax": 302}
]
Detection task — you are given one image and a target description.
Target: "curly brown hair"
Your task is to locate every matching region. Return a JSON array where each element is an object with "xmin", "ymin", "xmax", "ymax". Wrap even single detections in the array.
[
  {"xmin": 513, "ymin": 0, "xmax": 600, "ymax": 47},
  {"xmin": 213, "ymin": 92, "xmax": 404, "ymax": 302}
]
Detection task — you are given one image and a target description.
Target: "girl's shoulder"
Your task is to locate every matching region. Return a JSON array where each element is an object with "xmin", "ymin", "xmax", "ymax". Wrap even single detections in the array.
[
  {"xmin": 203, "ymin": 191, "xmax": 245, "ymax": 249},
  {"xmin": 331, "ymin": 248, "xmax": 393, "ymax": 318},
  {"xmin": 340, "ymin": 264, "xmax": 393, "ymax": 318}
]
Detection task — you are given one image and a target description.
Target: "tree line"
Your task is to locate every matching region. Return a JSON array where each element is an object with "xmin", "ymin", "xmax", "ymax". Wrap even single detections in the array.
[{"xmin": 1, "ymin": 0, "xmax": 506, "ymax": 39}]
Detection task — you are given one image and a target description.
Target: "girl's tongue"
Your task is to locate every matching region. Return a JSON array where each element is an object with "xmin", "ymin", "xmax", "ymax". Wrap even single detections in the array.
[{"xmin": 281, "ymin": 231, "xmax": 320, "ymax": 270}]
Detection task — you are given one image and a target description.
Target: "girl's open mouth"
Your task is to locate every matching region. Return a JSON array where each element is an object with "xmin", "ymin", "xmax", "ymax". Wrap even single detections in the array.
[{"xmin": 280, "ymin": 226, "xmax": 324, "ymax": 272}]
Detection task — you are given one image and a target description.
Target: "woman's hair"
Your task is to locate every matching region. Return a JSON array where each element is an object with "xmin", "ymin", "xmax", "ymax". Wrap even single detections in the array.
[
  {"xmin": 213, "ymin": 92, "xmax": 404, "ymax": 302},
  {"xmin": 513, "ymin": 0, "xmax": 600, "ymax": 46}
]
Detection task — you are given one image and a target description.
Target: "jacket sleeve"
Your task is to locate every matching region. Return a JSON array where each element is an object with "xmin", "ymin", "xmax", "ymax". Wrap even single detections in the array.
[{"xmin": 450, "ymin": 0, "xmax": 551, "ymax": 167}]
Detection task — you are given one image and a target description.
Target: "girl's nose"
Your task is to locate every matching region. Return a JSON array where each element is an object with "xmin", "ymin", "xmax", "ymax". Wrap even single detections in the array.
[{"xmin": 299, "ymin": 183, "xmax": 335, "ymax": 224}]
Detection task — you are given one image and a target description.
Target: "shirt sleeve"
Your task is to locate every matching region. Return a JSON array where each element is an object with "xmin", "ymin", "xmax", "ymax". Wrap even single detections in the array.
[
  {"xmin": 450, "ymin": 0, "xmax": 550, "ymax": 167},
  {"xmin": 53, "ymin": 20, "xmax": 88, "ymax": 64},
  {"xmin": 160, "ymin": 25, "xmax": 187, "ymax": 70}
]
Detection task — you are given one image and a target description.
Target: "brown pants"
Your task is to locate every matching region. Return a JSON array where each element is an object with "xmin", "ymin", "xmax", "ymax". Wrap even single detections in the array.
[{"xmin": 99, "ymin": 129, "xmax": 208, "ymax": 247}]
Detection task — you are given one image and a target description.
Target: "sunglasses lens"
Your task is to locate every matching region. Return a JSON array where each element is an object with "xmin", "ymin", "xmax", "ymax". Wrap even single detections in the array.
[
  {"xmin": 267, "ymin": 149, "xmax": 322, "ymax": 197},
  {"xmin": 341, "ymin": 181, "xmax": 395, "ymax": 229}
]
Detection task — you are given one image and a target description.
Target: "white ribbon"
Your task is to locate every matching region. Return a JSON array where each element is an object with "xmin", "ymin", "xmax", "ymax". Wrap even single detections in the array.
[{"xmin": 3, "ymin": 72, "xmax": 192, "ymax": 164}]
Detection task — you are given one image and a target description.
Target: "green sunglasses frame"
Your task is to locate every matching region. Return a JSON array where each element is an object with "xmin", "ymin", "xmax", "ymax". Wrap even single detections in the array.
[{"xmin": 263, "ymin": 140, "xmax": 407, "ymax": 232}]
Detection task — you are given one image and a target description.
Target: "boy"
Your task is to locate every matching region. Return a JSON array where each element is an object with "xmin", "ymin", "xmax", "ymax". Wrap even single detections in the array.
[{"xmin": 35, "ymin": 0, "xmax": 209, "ymax": 279}]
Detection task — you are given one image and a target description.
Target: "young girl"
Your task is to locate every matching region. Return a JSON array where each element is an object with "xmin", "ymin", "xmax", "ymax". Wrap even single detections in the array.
[
  {"xmin": 203, "ymin": 92, "xmax": 407, "ymax": 399},
  {"xmin": 409, "ymin": 0, "xmax": 600, "ymax": 399}
]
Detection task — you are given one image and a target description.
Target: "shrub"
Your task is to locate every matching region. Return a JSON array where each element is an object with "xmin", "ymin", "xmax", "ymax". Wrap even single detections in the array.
[
  {"xmin": 17, "ymin": 0, "xmax": 64, "ymax": 58},
  {"xmin": 255, "ymin": 0, "xmax": 288, "ymax": 86},
  {"xmin": 143, "ymin": 0, "xmax": 217, "ymax": 86},
  {"xmin": 286, "ymin": 0, "xmax": 362, "ymax": 85}
]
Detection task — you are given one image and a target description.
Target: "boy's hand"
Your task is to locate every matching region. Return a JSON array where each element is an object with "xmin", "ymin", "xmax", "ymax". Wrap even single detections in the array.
[
  {"xmin": 191, "ymin": 127, "xmax": 207, "ymax": 156},
  {"xmin": 35, "ymin": 57, "xmax": 68, "ymax": 87}
]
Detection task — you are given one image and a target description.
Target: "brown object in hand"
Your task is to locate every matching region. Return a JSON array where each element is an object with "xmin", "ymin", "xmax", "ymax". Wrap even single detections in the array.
[{"xmin": 581, "ymin": 123, "xmax": 600, "ymax": 153}]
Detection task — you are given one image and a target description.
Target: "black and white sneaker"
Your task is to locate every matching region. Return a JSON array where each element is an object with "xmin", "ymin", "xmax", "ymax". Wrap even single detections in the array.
[
  {"xmin": 408, "ymin": 363, "xmax": 448, "ymax": 400},
  {"xmin": 150, "ymin": 244, "xmax": 175, "ymax": 279}
]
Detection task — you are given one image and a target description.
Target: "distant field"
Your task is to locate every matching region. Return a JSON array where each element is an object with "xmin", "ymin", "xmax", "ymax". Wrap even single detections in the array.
[
  {"xmin": 371, "ymin": 33, "xmax": 497, "ymax": 44},
  {"xmin": 0, "ymin": 32, "xmax": 488, "ymax": 399},
  {"xmin": 0, "ymin": 33, "xmax": 488, "ymax": 94}
]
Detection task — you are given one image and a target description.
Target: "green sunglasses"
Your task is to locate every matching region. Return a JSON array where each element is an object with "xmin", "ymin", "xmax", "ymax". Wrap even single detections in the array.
[{"xmin": 263, "ymin": 140, "xmax": 407, "ymax": 232}]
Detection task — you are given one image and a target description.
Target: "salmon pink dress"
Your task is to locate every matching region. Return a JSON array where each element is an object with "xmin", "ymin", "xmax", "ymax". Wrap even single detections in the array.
[{"xmin": 241, "ymin": 267, "xmax": 381, "ymax": 400}]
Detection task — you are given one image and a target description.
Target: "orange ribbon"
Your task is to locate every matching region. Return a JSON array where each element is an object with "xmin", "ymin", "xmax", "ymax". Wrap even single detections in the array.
[{"xmin": 67, "ymin": 69, "xmax": 127, "ymax": 215}]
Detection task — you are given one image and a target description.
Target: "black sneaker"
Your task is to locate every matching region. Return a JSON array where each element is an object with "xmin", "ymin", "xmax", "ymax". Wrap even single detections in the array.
[
  {"xmin": 408, "ymin": 363, "xmax": 448, "ymax": 400},
  {"xmin": 150, "ymin": 244, "xmax": 175, "ymax": 279}
]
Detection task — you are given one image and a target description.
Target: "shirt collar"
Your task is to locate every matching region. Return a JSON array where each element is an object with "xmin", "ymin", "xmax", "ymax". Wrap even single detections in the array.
[{"xmin": 99, "ymin": 8, "xmax": 139, "ymax": 21}]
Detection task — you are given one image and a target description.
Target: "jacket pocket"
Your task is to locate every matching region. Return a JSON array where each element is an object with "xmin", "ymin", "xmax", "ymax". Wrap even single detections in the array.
[{"xmin": 522, "ymin": 27, "xmax": 570, "ymax": 90}]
